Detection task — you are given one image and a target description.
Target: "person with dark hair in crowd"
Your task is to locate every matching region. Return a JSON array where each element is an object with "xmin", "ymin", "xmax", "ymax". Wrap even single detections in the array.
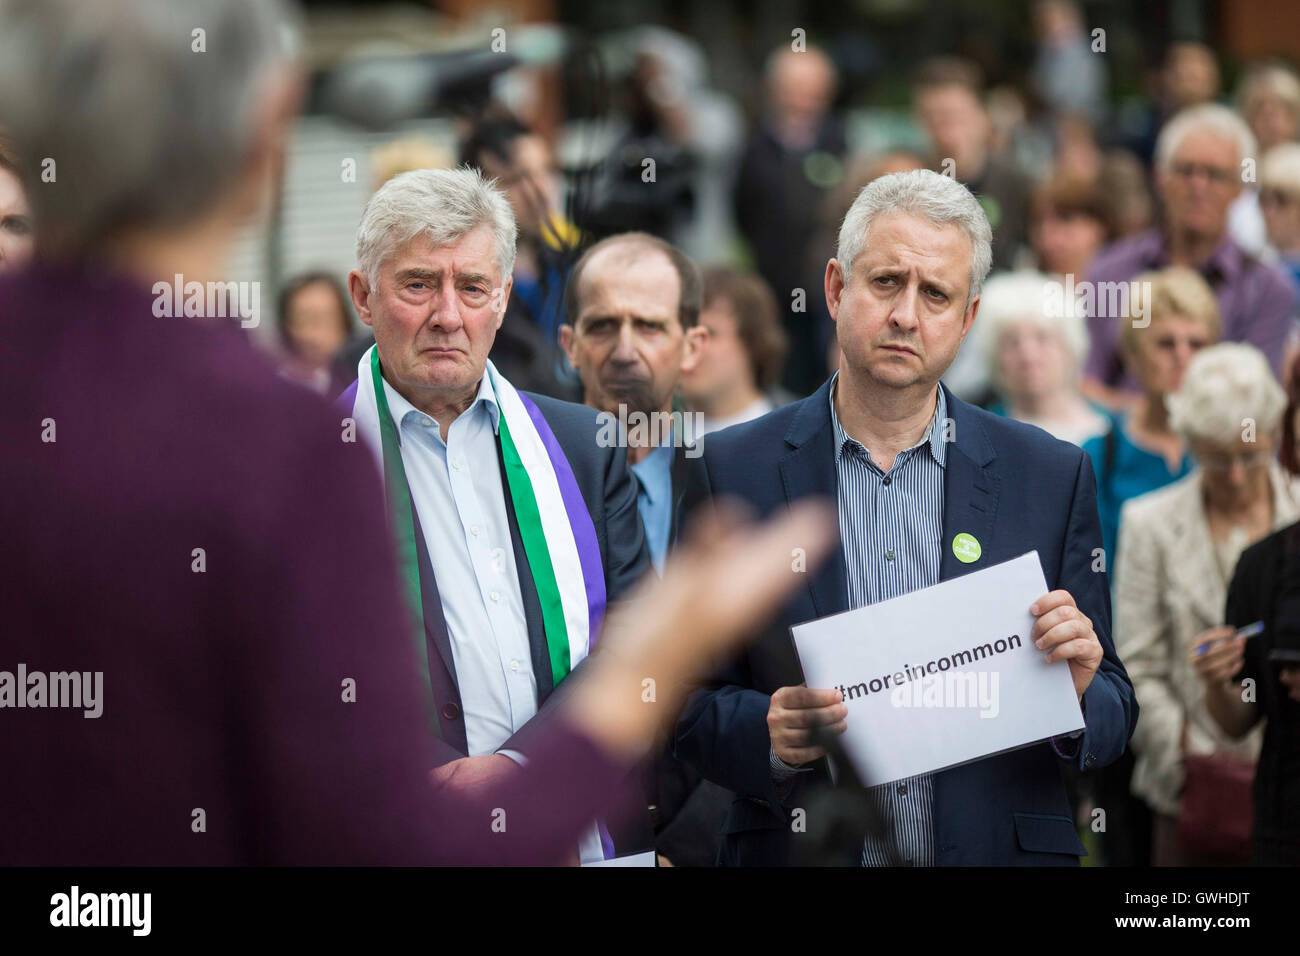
[
  {"xmin": 1030, "ymin": 177, "xmax": 1111, "ymax": 280},
  {"xmin": 276, "ymin": 270, "xmax": 354, "ymax": 396},
  {"xmin": 460, "ymin": 114, "xmax": 580, "ymax": 400},
  {"xmin": 0, "ymin": 0, "xmax": 838, "ymax": 867},
  {"xmin": 1083, "ymin": 104, "xmax": 1298, "ymax": 409},
  {"xmin": 0, "ymin": 135, "xmax": 33, "ymax": 271},
  {"xmin": 1194, "ymin": 356, "xmax": 1300, "ymax": 865},
  {"xmin": 734, "ymin": 43, "xmax": 846, "ymax": 397},
  {"xmin": 682, "ymin": 266, "xmax": 791, "ymax": 435},
  {"xmin": 912, "ymin": 56, "xmax": 1033, "ymax": 273}
]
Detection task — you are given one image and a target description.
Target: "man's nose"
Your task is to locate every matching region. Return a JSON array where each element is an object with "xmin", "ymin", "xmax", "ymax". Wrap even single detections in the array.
[
  {"xmin": 889, "ymin": 283, "xmax": 922, "ymax": 330},
  {"xmin": 428, "ymin": 281, "xmax": 463, "ymax": 330},
  {"xmin": 610, "ymin": 322, "xmax": 640, "ymax": 362}
]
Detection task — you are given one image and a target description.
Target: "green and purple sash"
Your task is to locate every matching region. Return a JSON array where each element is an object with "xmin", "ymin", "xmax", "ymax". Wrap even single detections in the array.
[{"xmin": 341, "ymin": 347, "xmax": 608, "ymax": 696}]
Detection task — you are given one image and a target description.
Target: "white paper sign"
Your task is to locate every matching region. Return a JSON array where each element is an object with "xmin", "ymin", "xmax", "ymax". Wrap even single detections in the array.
[
  {"xmin": 582, "ymin": 850, "xmax": 657, "ymax": 868},
  {"xmin": 790, "ymin": 551, "xmax": 1084, "ymax": 787}
]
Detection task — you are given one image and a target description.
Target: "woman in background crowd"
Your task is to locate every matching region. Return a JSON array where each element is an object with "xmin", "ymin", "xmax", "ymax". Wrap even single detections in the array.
[
  {"xmin": 978, "ymin": 270, "xmax": 1108, "ymax": 445},
  {"xmin": 1195, "ymin": 353, "xmax": 1300, "ymax": 866},
  {"xmin": 276, "ymin": 271, "xmax": 354, "ymax": 396},
  {"xmin": 1083, "ymin": 266, "xmax": 1222, "ymax": 565},
  {"xmin": 0, "ymin": 136, "xmax": 33, "ymax": 272},
  {"xmin": 1116, "ymin": 344, "xmax": 1295, "ymax": 865},
  {"xmin": 682, "ymin": 266, "xmax": 790, "ymax": 435}
]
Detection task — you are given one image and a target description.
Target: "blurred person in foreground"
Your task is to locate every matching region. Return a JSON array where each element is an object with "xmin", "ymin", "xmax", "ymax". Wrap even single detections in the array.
[
  {"xmin": 1083, "ymin": 104, "xmax": 1297, "ymax": 408},
  {"xmin": 0, "ymin": 136, "xmax": 33, "ymax": 271},
  {"xmin": 276, "ymin": 270, "xmax": 354, "ymax": 397},
  {"xmin": 734, "ymin": 42, "xmax": 846, "ymax": 397},
  {"xmin": 1194, "ymin": 360, "xmax": 1300, "ymax": 865},
  {"xmin": 977, "ymin": 271, "xmax": 1108, "ymax": 446},
  {"xmin": 674, "ymin": 169, "xmax": 1136, "ymax": 866},
  {"xmin": 1083, "ymin": 266, "xmax": 1222, "ymax": 567},
  {"xmin": 1117, "ymin": 344, "xmax": 1296, "ymax": 865},
  {"xmin": 1259, "ymin": 143, "xmax": 1300, "ymax": 289},
  {"xmin": 0, "ymin": 0, "xmax": 835, "ymax": 866},
  {"xmin": 681, "ymin": 266, "xmax": 791, "ymax": 435}
]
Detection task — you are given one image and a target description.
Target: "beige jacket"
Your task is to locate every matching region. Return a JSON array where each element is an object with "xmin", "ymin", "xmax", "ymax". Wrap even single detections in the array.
[{"xmin": 1114, "ymin": 464, "xmax": 1300, "ymax": 817}]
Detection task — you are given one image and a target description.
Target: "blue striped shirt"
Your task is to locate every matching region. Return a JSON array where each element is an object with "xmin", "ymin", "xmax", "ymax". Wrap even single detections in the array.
[{"xmin": 831, "ymin": 375, "xmax": 948, "ymax": 867}]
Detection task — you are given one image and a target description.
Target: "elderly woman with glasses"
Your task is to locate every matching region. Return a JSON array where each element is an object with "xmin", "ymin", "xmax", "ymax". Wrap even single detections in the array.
[{"xmin": 1114, "ymin": 343, "xmax": 1298, "ymax": 865}]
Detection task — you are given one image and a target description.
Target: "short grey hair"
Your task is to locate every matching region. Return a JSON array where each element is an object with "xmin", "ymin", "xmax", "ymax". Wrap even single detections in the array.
[
  {"xmin": 0, "ymin": 0, "xmax": 298, "ymax": 257},
  {"xmin": 836, "ymin": 168, "xmax": 993, "ymax": 306},
  {"xmin": 1167, "ymin": 342, "xmax": 1285, "ymax": 446},
  {"xmin": 356, "ymin": 166, "xmax": 517, "ymax": 288},
  {"xmin": 1155, "ymin": 103, "xmax": 1257, "ymax": 172}
]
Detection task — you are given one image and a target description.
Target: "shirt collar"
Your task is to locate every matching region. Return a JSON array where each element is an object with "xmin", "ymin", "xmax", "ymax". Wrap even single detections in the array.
[
  {"xmin": 380, "ymin": 371, "xmax": 501, "ymax": 437},
  {"xmin": 1140, "ymin": 226, "xmax": 1243, "ymax": 282},
  {"xmin": 828, "ymin": 371, "xmax": 948, "ymax": 469},
  {"xmin": 630, "ymin": 441, "xmax": 675, "ymax": 503}
]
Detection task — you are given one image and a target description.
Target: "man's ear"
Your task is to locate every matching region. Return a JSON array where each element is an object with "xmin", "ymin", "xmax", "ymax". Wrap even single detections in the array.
[
  {"xmin": 559, "ymin": 323, "xmax": 577, "ymax": 365},
  {"xmin": 492, "ymin": 276, "xmax": 513, "ymax": 331},
  {"xmin": 824, "ymin": 258, "xmax": 845, "ymax": 322},
  {"xmin": 347, "ymin": 270, "xmax": 373, "ymax": 327},
  {"xmin": 681, "ymin": 324, "xmax": 708, "ymax": 374}
]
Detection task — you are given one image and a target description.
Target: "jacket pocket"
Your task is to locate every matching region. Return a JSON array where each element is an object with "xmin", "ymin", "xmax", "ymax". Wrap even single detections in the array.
[{"xmin": 1012, "ymin": 812, "xmax": 1087, "ymax": 857}]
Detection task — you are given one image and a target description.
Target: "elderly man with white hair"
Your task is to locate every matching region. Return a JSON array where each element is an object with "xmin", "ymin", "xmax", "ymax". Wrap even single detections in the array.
[
  {"xmin": 978, "ymin": 270, "xmax": 1109, "ymax": 446},
  {"xmin": 1082, "ymin": 103, "xmax": 1298, "ymax": 407},
  {"xmin": 674, "ymin": 168, "xmax": 1137, "ymax": 866},
  {"xmin": 1114, "ymin": 343, "xmax": 1297, "ymax": 865},
  {"xmin": 338, "ymin": 166, "xmax": 653, "ymax": 863}
]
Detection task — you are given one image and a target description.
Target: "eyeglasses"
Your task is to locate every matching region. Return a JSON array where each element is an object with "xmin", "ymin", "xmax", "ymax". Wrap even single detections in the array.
[
  {"xmin": 1169, "ymin": 161, "xmax": 1238, "ymax": 186},
  {"xmin": 1260, "ymin": 188, "xmax": 1300, "ymax": 209},
  {"xmin": 1197, "ymin": 449, "xmax": 1273, "ymax": 471}
]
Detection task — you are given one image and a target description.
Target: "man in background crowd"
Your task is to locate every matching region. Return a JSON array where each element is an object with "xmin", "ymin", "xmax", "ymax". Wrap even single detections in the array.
[{"xmin": 1083, "ymin": 103, "xmax": 1298, "ymax": 407}]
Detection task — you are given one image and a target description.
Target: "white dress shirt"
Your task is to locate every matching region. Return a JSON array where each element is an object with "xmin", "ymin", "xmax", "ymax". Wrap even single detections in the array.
[{"xmin": 381, "ymin": 374, "xmax": 536, "ymax": 758}]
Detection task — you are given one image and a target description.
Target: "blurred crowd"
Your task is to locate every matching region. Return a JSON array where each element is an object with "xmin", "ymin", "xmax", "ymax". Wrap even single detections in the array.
[{"xmin": 5, "ymin": 0, "xmax": 1300, "ymax": 867}]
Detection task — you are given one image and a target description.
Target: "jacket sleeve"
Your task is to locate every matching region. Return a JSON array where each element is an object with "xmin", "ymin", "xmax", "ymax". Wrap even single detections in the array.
[
  {"xmin": 1061, "ymin": 448, "xmax": 1139, "ymax": 772},
  {"xmin": 1112, "ymin": 499, "xmax": 1184, "ymax": 807}
]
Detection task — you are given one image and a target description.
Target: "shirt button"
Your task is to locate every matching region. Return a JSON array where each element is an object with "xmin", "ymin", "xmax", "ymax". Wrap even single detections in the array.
[
  {"xmin": 451, "ymin": 459, "xmax": 461, "ymax": 470},
  {"xmin": 470, "ymin": 525, "xmax": 480, "ymax": 536},
  {"xmin": 886, "ymin": 549, "xmax": 895, "ymax": 561},
  {"xmin": 897, "ymin": 782, "xmax": 907, "ymax": 795},
  {"xmin": 421, "ymin": 416, "xmax": 433, "ymax": 428},
  {"xmin": 490, "ymin": 590, "xmax": 500, "ymax": 602},
  {"xmin": 510, "ymin": 659, "xmax": 520, "ymax": 672},
  {"xmin": 882, "ymin": 476, "xmax": 892, "ymax": 486}
]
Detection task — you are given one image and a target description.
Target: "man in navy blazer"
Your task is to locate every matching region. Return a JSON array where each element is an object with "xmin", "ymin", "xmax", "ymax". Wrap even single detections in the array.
[{"xmin": 674, "ymin": 169, "xmax": 1137, "ymax": 866}]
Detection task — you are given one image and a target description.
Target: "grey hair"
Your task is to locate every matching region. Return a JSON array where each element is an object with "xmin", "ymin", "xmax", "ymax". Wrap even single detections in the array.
[
  {"xmin": 0, "ymin": 0, "xmax": 298, "ymax": 257},
  {"xmin": 1167, "ymin": 342, "xmax": 1286, "ymax": 446},
  {"xmin": 978, "ymin": 269, "xmax": 1090, "ymax": 375},
  {"xmin": 356, "ymin": 166, "xmax": 517, "ymax": 288},
  {"xmin": 836, "ymin": 168, "xmax": 993, "ymax": 306},
  {"xmin": 1154, "ymin": 103, "xmax": 1257, "ymax": 172}
]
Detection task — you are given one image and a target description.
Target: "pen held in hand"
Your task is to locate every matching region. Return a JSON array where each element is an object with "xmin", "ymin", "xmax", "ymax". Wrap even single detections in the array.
[{"xmin": 1196, "ymin": 621, "xmax": 1264, "ymax": 655}]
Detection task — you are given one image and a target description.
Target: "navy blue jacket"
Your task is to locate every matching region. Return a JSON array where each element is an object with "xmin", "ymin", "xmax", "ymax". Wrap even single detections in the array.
[{"xmin": 673, "ymin": 378, "xmax": 1138, "ymax": 865}]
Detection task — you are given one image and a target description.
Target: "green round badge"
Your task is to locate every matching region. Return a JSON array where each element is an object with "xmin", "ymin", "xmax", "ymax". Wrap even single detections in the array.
[{"xmin": 952, "ymin": 532, "xmax": 982, "ymax": 563}]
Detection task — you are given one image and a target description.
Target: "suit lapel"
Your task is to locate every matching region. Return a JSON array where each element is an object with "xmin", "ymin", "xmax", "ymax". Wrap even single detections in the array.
[
  {"xmin": 937, "ymin": 385, "xmax": 1000, "ymax": 583},
  {"xmin": 779, "ymin": 378, "xmax": 848, "ymax": 618},
  {"xmin": 408, "ymin": 498, "xmax": 468, "ymax": 755}
]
